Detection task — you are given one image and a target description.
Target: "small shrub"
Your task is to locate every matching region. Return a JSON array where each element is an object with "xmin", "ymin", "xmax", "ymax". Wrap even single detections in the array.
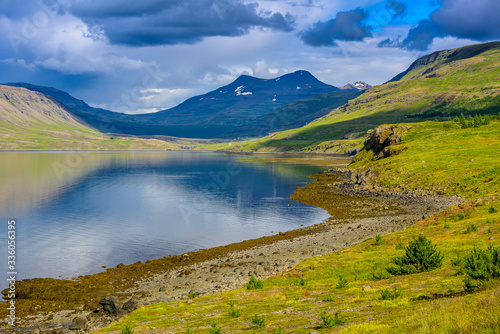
[
  {"xmin": 227, "ymin": 300, "xmax": 236, "ymax": 308},
  {"xmin": 319, "ymin": 311, "xmax": 346, "ymax": 328},
  {"xmin": 457, "ymin": 213, "xmax": 466, "ymax": 220},
  {"xmin": 371, "ymin": 269, "xmax": 391, "ymax": 280},
  {"xmin": 386, "ymin": 235, "xmax": 443, "ymax": 275},
  {"xmin": 245, "ymin": 276, "xmax": 263, "ymax": 290},
  {"xmin": 272, "ymin": 327, "xmax": 286, "ymax": 334},
  {"xmin": 460, "ymin": 245, "xmax": 500, "ymax": 292},
  {"xmin": 374, "ymin": 235, "xmax": 383, "ymax": 245},
  {"xmin": 323, "ymin": 294, "xmax": 334, "ymax": 302},
  {"xmin": 251, "ymin": 314, "xmax": 266, "ymax": 329},
  {"xmin": 379, "ymin": 287, "xmax": 403, "ymax": 300},
  {"xmin": 488, "ymin": 228, "xmax": 492, "ymax": 234},
  {"xmin": 395, "ymin": 240, "xmax": 405, "ymax": 250},
  {"xmin": 336, "ymin": 275, "xmax": 348, "ymax": 289},
  {"xmin": 464, "ymin": 223, "xmax": 477, "ymax": 234},
  {"xmin": 489, "ymin": 206, "xmax": 498, "ymax": 214},
  {"xmin": 297, "ymin": 277, "xmax": 307, "ymax": 286},
  {"xmin": 188, "ymin": 291, "xmax": 197, "ymax": 299},
  {"xmin": 228, "ymin": 307, "xmax": 241, "ymax": 318},
  {"xmin": 121, "ymin": 325, "xmax": 134, "ymax": 334},
  {"xmin": 209, "ymin": 323, "xmax": 222, "ymax": 334}
]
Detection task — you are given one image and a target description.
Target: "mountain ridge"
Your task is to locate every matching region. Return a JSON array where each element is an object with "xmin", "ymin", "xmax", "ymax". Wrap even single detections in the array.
[{"xmin": 5, "ymin": 70, "xmax": 348, "ymax": 139}]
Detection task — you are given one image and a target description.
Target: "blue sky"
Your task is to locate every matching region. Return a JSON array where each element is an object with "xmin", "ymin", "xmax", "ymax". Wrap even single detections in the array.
[{"xmin": 0, "ymin": 0, "xmax": 498, "ymax": 114}]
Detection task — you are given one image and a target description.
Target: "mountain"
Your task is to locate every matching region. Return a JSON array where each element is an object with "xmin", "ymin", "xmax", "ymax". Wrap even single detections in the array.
[
  {"xmin": 136, "ymin": 70, "xmax": 340, "ymax": 138},
  {"xmin": 0, "ymin": 85, "xmax": 183, "ymax": 150},
  {"xmin": 226, "ymin": 90, "xmax": 364, "ymax": 138},
  {"xmin": 339, "ymin": 81, "xmax": 372, "ymax": 91},
  {"xmin": 6, "ymin": 70, "xmax": 341, "ymax": 139},
  {"xmin": 201, "ymin": 41, "xmax": 500, "ymax": 153}
]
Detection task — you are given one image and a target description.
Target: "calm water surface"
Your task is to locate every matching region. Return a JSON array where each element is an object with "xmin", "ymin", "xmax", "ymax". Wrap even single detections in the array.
[{"xmin": 0, "ymin": 151, "xmax": 333, "ymax": 284}]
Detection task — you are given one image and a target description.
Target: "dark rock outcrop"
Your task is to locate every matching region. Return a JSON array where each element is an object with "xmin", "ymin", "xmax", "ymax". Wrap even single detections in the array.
[{"xmin": 364, "ymin": 125, "xmax": 411, "ymax": 158}]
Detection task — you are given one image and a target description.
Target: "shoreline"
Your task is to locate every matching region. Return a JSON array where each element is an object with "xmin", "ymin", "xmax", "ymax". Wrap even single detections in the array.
[{"xmin": 3, "ymin": 168, "xmax": 463, "ymax": 333}]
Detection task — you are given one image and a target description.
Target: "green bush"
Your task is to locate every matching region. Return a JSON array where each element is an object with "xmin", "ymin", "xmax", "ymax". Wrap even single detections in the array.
[
  {"xmin": 297, "ymin": 277, "xmax": 307, "ymax": 286},
  {"xmin": 245, "ymin": 276, "xmax": 263, "ymax": 290},
  {"xmin": 386, "ymin": 235, "xmax": 443, "ymax": 275},
  {"xmin": 323, "ymin": 294, "xmax": 334, "ymax": 302},
  {"xmin": 272, "ymin": 327, "xmax": 286, "ymax": 334},
  {"xmin": 460, "ymin": 245, "xmax": 500, "ymax": 292},
  {"xmin": 319, "ymin": 311, "xmax": 346, "ymax": 328},
  {"xmin": 489, "ymin": 206, "xmax": 498, "ymax": 214},
  {"xmin": 120, "ymin": 325, "xmax": 134, "ymax": 334},
  {"xmin": 251, "ymin": 314, "xmax": 266, "ymax": 329},
  {"xmin": 209, "ymin": 323, "xmax": 222, "ymax": 334},
  {"xmin": 464, "ymin": 223, "xmax": 477, "ymax": 234},
  {"xmin": 374, "ymin": 235, "xmax": 383, "ymax": 245},
  {"xmin": 188, "ymin": 291, "xmax": 197, "ymax": 299},
  {"xmin": 379, "ymin": 287, "xmax": 403, "ymax": 300},
  {"xmin": 371, "ymin": 269, "xmax": 391, "ymax": 280},
  {"xmin": 228, "ymin": 307, "xmax": 241, "ymax": 318},
  {"xmin": 336, "ymin": 275, "xmax": 348, "ymax": 289}
]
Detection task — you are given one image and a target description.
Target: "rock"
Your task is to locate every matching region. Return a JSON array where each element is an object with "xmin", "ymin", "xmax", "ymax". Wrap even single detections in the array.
[
  {"xmin": 347, "ymin": 148, "xmax": 360, "ymax": 156},
  {"xmin": 99, "ymin": 296, "xmax": 122, "ymax": 314},
  {"xmin": 69, "ymin": 315, "xmax": 88, "ymax": 330},
  {"xmin": 362, "ymin": 285, "xmax": 371, "ymax": 291},
  {"xmin": 32, "ymin": 329, "xmax": 41, "ymax": 334},
  {"xmin": 123, "ymin": 297, "xmax": 143, "ymax": 313}
]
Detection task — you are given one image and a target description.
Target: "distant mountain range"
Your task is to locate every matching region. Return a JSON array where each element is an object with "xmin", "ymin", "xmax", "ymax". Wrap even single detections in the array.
[
  {"xmin": 6, "ymin": 70, "xmax": 368, "ymax": 139},
  {"xmin": 211, "ymin": 41, "xmax": 500, "ymax": 153}
]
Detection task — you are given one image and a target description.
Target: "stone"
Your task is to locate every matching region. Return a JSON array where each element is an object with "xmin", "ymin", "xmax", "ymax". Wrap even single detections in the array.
[
  {"xmin": 69, "ymin": 315, "xmax": 88, "ymax": 330},
  {"xmin": 123, "ymin": 297, "xmax": 143, "ymax": 313},
  {"xmin": 99, "ymin": 296, "xmax": 122, "ymax": 314}
]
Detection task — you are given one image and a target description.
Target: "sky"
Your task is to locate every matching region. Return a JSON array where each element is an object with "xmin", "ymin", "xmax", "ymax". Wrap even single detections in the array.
[{"xmin": 0, "ymin": 0, "xmax": 499, "ymax": 114}]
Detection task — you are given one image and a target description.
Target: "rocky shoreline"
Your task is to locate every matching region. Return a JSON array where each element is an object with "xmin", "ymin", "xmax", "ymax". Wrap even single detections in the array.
[{"xmin": 4, "ymin": 169, "xmax": 463, "ymax": 334}]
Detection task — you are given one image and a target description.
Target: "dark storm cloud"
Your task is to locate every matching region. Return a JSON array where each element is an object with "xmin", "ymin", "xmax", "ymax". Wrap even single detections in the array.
[
  {"xmin": 379, "ymin": 0, "xmax": 500, "ymax": 51},
  {"xmin": 70, "ymin": 0, "xmax": 296, "ymax": 46},
  {"xmin": 298, "ymin": 8, "xmax": 372, "ymax": 47},
  {"xmin": 385, "ymin": 0, "xmax": 407, "ymax": 20}
]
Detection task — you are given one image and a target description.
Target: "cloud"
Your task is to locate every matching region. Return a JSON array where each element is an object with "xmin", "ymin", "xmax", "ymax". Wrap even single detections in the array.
[
  {"xmin": 379, "ymin": 0, "xmax": 500, "ymax": 51},
  {"xmin": 385, "ymin": 0, "xmax": 407, "ymax": 21},
  {"xmin": 252, "ymin": 59, "xmax": 279, "ymax": 78},
  {"xmin": 431, "ymin": 0, "xmax": 500, "ymax": 41},
  {"xmin": 70, "ymin": 0, "xmax": 296, "ymax": 46},
  {"xmin": 298, "ymin": 8, "xmax": 372, "ymax": 47}
]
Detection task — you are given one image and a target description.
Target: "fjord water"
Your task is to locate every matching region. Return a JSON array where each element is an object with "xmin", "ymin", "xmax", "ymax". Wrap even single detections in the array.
[{"xmin": 0, "ymin": 151, "xmax": 331, "ymax": 283}]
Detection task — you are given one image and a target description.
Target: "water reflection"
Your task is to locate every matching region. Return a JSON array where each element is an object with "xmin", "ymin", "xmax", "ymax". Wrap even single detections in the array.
[{"xmin": 0, "ymin": 151, "xmax": 333, "ymax": 282}]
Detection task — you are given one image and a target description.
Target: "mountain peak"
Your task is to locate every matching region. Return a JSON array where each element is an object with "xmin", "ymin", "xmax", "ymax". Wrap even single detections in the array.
[{"xmin": 340, "ymin": 81, "xmax": 372, "ymax": 91}]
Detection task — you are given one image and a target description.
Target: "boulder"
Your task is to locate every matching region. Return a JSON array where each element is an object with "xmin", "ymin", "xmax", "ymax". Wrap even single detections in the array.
[
  {"xmin": 99, "ymin": 296, "xmax": 122, "ymax": 314},
  {"xmin": 122, "ymin": 297, "xmax": 143, "ymax": 313},
  {"xmin": 69, "ymin": 315, "xmax": 88, "ymax": 330}
]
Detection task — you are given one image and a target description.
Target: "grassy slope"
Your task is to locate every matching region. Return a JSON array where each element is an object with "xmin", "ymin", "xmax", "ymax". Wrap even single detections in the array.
[
  {"xmin": 200, "ymin": 42, "xmax": 500, "ymax": 154},
  {"xmin": 0, "ymin": 85, "xmax": 189, "ymax": 150},
  {"xmin": 101, "ymin": 120, "xmax": 500, "ymax": 333}
]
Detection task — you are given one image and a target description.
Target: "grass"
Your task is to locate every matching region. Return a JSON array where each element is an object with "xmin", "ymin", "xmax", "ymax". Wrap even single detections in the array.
[{"xmin": 97, "ymin": 198, "xmax": 500, "ymax": 333}]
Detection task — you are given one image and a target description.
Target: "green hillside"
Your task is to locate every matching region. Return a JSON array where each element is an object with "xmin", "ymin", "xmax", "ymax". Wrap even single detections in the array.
[
  {"xmin": 0, "ymin": 85, "xmax": 188, "ymax": 150},
  {"xmin": 201, "ymin": 42, "xmax": 500, "ymax": 153}
]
